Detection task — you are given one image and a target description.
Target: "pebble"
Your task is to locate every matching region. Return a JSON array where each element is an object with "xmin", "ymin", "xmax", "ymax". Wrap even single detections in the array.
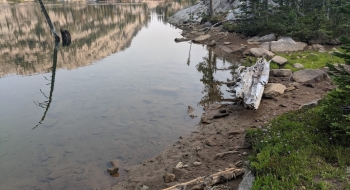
[
  {"xmin": 242, "ymin": 152, "xmax": 248, "ymax": 156},
  {"xmin": 175, "ymin": 162, "xmax": 183, "ymax": 169},
  {"xmin": 163, "ymin": 173, "xmax": 176, "ymax": 183},
  {"xmin": 193, "ymin": 161, "xmax": 201, "ymax": 166}
]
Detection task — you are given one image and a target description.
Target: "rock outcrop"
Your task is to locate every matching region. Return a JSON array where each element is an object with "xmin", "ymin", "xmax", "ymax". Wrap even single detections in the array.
[
  {"xmin": 292, "ymin": 69, "xmax": 328, "ymax": 83},
  {"xmin": 260, "ymin": 37, "xmax": 307, "ymax": 52}
]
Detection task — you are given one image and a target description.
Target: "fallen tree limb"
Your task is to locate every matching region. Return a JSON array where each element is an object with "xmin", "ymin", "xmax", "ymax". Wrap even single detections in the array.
[
  {"xmin": 230, "ymin": 58, "xmax": 270, "ymax": 109},
  {"xmin": 163, "ymin": 168, "xmax": 244, "ymax": 190}
]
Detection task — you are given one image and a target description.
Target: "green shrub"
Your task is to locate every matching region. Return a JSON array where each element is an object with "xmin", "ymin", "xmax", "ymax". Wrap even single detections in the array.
[
  {"xmin": 248, "ymin": 108, "xmax": 350, "ymax": 189},
  {"xmin": 318, "ymin": 87, "xmax": 350, "ymax": 145},
  {"xmin": 223, "ymin": 23, "xmax": 236, "ymax": 33}
]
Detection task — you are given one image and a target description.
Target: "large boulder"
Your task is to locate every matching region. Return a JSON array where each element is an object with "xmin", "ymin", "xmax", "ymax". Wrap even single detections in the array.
[
  {"xmin": 270, "ymin": 69, "xmax": 292, "ymax": 77},
  {"xmin": 263, "ymin": 83, "xmax": 286, "ymax": 98},
  {"xmin": 269, "ymin": 37, "xmax": 307, "ymax": 52},
  {"xmin": 167, "ymin": 2, "xmax": 207, "ymax": 25},
  {"xmin": 249, "ymin": 48, "xmax": 275, "ymax": 58},
  {"xmin": 292, "ymin": 69, "xmax": 328, "ymax": 83}
]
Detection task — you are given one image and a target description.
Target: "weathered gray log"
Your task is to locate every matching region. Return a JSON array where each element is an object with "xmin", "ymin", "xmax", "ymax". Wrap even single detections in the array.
[
  {"xmin": 163, "ymin": 168, "xmax": 244, "ymax": 190},
  {"xmin": 231, "ymin": 58, "xmax": 270, "ymax": 109}
]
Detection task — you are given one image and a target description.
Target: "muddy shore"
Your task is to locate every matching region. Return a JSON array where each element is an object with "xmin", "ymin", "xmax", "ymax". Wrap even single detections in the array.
[{"xmin": 107, "ymin": 23, "xmax": 334, "ymax": 190}]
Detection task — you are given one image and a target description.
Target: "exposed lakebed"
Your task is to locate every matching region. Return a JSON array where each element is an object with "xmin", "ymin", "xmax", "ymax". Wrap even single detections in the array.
[{"xmin": 0, "ymin": 1, "xmax": 239, "ymax": 189}]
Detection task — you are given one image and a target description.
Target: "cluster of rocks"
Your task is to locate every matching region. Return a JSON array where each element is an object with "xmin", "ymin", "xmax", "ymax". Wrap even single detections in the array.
[{"xmin": 263, "ymin": 68, "xmax": 329, "ymax": 99}]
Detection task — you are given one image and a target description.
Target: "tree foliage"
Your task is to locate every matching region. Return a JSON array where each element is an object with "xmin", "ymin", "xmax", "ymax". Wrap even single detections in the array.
[
  {"xmin": 236, "ymin": 0, "xmax": 350, "ymax": 42},
  {"xmin": 318, "ymin": 37, "xmax": 350, "ymax": 145}
]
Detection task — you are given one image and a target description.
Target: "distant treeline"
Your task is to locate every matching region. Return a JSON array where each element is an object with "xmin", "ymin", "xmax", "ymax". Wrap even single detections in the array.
[{"xmin": 235, "ymin": 0, "xmax": 350, "ymax": 43}]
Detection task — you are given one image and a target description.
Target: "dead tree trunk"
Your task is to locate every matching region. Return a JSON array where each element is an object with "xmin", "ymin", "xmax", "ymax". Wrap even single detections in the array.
[{"xmin": 230, "ymin": 58, "xmax": 270, "ymax": 110}]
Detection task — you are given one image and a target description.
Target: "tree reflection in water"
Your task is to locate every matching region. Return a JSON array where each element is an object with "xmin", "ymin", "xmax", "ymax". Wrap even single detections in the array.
[
  {"xmin": 196, "ymin": 48, "xmax": 224, "ymax": 110},
  {"xmin": 33, "ymin": 41, "xmax": 60, "ymax": 130}
]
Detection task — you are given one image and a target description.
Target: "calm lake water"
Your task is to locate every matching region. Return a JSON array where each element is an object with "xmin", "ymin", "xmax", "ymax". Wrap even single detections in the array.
[{"xmin": 0, "ymin": 1, "xmax": 239, "ymax": 189}]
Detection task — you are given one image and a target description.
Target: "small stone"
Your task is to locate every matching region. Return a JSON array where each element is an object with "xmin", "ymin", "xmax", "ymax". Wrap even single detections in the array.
[
  {"xmin": 285, "ymin": 86, "xmax": 296, "ymax": 92},
  {"xmin": 200, "ymin": 115, "xmax": 211, "ymax": 124},
  {"xmin": 235, "ymin": 160, "xmax": 243, "ymax": 167},
  {"xmin": 319, "ymin": 48, "xmax": 326, "ymax": 53},
  {"xmin": 174, "ymin": 38, "xmax": 189, "ymax": 43},
  {"xmin": 175, "ymin": 162, "xmax": 183, "ymax": 169},
  {"xmin": 293, "ymin": 63, "xmax": 304, "ymax": 69},
  {"xmin": 263, "ymin": 83, "xmax": 287, "ymax": 98},
  {"xmin": 183, "ymin": 164, "xmax": 189, "ymax": 168},
  {"xmin": 272, "ymin": 55, "xmax": 288, "ymax": 66},
  {"xmin": 193, "ymin": 161, "xmax": 201, "ymax": 166},
  {"xmin": 163, "ymin": 173, "xmax": 176, "ymax": 183},
  {"xmin": 224, "ymin": 42, "xmax": 231, "ymax": 45},
  {"xmin": 242, "ymin": 152, "xmax": 248, "ymax": 156},
  {"xmin": 196, "ymin": 146, "xmax": 202, "ymax": 151},
  {"xmin": 207, "ymin": 40, "xmax": 216, "ymax": 46},
  {"xmin": 107, "ymin": 160, "xmax": 119, "ymax": 175},
  {"xmin": 140, "ymin": 185, "xmax": 149, "ymax": 190}
]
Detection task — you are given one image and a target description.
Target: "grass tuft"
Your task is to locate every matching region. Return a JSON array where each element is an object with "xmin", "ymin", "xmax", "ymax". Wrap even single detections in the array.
[{"xmin": 270, "ymin": 50, "xmax": 345, "ymax": 71}]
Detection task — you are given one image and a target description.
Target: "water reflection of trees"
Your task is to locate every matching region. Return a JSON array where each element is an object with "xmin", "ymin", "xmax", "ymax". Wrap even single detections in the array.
[
  {"xmin": 33, "ymin": 41, "xmax": 60, "ymax": 130},
  {"xmin": 196, "ymin": 48, "xmax": 224, "ymax": 110},
  {"xmin": 0, "ymin": 1, "xmax": 187, "ymax": 77}
]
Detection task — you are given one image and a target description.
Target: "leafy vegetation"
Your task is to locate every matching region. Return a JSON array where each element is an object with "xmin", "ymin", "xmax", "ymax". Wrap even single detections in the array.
[
  {"xmin": 248, "ymin": 107, "xmax": 350, "ymax": 189},
  {"xmin": 234, "ymin": 0, "xmax": 350, "ymax": 42},
  {"xmin": 248, "ymin": 36, "xmax": 350, "ymax": 189},
  {"xmin": 270, "ymin": 51, "xmax": 345, "ymax": 71},
  {"xmin": 318, "ymin": 37, "xmax": 350, "ymax": 145}
]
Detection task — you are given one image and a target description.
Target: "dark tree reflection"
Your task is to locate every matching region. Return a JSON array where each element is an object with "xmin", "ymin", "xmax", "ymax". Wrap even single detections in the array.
[
  {"xmin": 33, "ymin": 41, "xmax": 59, "ymax": 130},
  {"xmin": 196, "ymin": 48, "xmax": 224, "ymax": 110}
]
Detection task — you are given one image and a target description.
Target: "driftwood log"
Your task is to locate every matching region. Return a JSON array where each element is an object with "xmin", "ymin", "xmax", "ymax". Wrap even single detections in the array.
[
  {"xmin": 163, "ymin": 168, "xmax": 244, "ymax": 190},
  {"xmin": 229, "ymin": 58, "xmax": 270, "ymax": 109}
]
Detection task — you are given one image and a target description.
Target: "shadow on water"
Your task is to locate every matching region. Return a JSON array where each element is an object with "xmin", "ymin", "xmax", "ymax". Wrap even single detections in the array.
[{"xmin": 33, "ymin": 41, "xmax": 61, "ymax": 129}]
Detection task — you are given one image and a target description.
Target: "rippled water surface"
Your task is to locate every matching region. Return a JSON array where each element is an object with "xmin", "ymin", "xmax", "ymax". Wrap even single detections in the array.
[{"xmin": 0, "ymin": 1, "xmax": 239, "ymax": 189}]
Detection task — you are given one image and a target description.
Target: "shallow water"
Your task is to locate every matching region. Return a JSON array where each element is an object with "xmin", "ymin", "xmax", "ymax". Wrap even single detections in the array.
[{"xmin": 0, "ymin": 1, "xmax": 239, "ymax": 189}]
